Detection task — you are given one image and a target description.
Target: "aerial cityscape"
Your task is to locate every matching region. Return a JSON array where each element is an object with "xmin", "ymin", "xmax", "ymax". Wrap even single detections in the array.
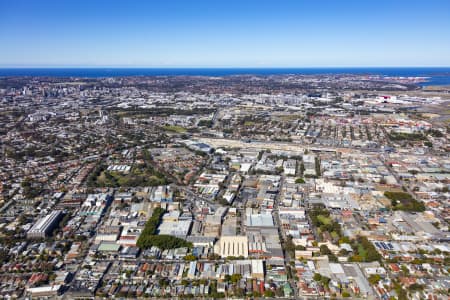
[{"xmin": 1, "ymin": 1, "xmax": 450, "ymax": 300}]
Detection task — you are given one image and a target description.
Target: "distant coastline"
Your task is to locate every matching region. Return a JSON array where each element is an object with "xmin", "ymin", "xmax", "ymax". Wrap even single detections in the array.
[{"xmin": 1, "ymin": 67, "xmax": 450, "ymax": 86}]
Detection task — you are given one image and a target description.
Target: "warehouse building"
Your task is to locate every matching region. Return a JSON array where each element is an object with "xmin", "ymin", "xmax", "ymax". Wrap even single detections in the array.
[
  {"xmin": 245, "ymin": 213, "xmax": 275, "ymax": 229},
  {"xmin": 158, "ymin": 219, "xmax": 192, "ymax": 239},
  {"xmin": 26, "ymin": 285, "xmax": 62, "ymax": 297},
  {"xmin": 214, "ymin": 236, "xmax": 249, "ymax": 258},
  {"xmin": 27, "ymin": 210, "xmax": 63, "ymax": 239}
]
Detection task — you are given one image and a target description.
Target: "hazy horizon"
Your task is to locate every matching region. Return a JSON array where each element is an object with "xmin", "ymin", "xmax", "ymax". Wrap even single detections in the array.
[{"xmin": 2, "ymin": 66, "xmax": 450, "ymax": 69}]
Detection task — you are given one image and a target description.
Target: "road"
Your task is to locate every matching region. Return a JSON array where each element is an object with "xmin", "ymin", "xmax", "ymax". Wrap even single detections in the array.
[
  {"xmin": 171, "ymin": 183, "xmax": 220, "ymax": 209},
  {"xmin": 68, "ymin": 198, "xmax": 113, "ymax": 289},
  {"xmin": 272, "ymin": 175, "xmax": 301, "ymax": 299}
]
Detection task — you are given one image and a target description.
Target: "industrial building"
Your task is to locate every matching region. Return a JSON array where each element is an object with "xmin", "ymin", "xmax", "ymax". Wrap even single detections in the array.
[
  {"xmin": 158, "ymin": 219, "xmax": 192, "ymax": 239},
  {"xmin": 27, "ymin": 210, "xmax": 63, "ymax": 239},
  {"xmin": 245, "ymin": 213, "xmax": 275, "ymax": 228},
  {"xmin": 214, "ymin": 236, "xmax": 249, "ymax": 258},
  {"xmin": 26, "ymin": 285, "xmax": 62, "ymax": 297}
]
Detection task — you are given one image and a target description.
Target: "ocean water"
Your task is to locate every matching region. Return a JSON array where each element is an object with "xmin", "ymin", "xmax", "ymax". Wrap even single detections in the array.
[{"xmin": 0, "ymin": 67, "xmax": 450, "ymax": 86}]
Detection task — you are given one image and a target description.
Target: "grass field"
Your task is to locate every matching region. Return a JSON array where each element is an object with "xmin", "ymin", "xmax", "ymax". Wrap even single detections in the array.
[
  {"xmin": 357, "ymin": 244, "xmax": 367, "ymax": 258},
  {"xmin": 163, "ymin": 125, "xmax": 187, "ymax": 133},
  {"xmin": 384, "ymin": 191, "xmax": 425, "ymax": 212},
  {"xmin": 317, "ymin": 215, "xmax": 332, "ymax": 225},
  {"xmin": 93, "ymin": 163, "xmax": 168, "ymax": 188},
  {"xmin": 278, "ymin": 114, "xmax": 303, "ymax": 121}
]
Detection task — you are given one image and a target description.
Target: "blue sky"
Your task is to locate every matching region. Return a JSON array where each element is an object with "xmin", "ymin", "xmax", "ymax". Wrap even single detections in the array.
[{"xmin": 1, "ymin": 0, "xmax": 449, "ymax": 67}]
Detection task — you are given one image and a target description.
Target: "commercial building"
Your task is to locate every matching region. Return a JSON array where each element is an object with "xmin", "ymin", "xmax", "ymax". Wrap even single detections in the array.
[{"xmin": 283, "ymin": 159, "xmax": 297, "ymax": 175}]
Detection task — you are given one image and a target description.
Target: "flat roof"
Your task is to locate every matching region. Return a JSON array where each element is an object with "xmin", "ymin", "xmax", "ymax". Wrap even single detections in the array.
[
  {"xmin": 246, "ymin": 214, "xmax": 274, "ymax": 227},
  {"xmin": 98, "ymin": 242, "xmax": 121, "ymax": 252}
]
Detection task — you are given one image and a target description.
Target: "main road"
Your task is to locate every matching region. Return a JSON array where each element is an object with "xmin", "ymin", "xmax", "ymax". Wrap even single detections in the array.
[{"xmin": 271, "ymin": 175, "xmax": 301, "ymax": 299}]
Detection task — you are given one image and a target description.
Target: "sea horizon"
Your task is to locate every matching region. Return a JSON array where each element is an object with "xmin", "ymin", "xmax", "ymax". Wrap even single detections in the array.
[{"xmin": 1, "ymin": 66, "xmax": 450, "ymax": 86}]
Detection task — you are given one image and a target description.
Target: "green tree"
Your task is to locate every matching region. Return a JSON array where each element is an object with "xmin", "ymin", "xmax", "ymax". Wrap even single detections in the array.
[
  {"xmin": 384, "ymin": 191, "xmax": 425, "ymax": 212},
  {"xmin": 295, "ymin": 178, "xmax": 305, "ymax": 184},
  {"xmin": 137, "ymin": 208, "xmax": 192, "ymax": 250},
  {"xmin": 264, "ymin": 290, "xmax": 275, "ymax": 297},
  {"xmin": 183, "ymin": 254, "xmax": 196, "ymax": 261},
  {"xmin": 230, "ymin": 274, "xmax": 242, "ymax": 283},
  {"xmin": 342, "ymin": 291, "xmax": 351, "ymax": 297},
  {"xmin": 368, "ymin": 274, "xmax": 381, "ymax": 285}
]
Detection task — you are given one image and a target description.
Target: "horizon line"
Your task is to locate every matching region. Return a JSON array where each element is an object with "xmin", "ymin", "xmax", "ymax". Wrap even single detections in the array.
[{"xmin": 1, "ymin": 65, "xmax": 450, "ymax": 69}]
